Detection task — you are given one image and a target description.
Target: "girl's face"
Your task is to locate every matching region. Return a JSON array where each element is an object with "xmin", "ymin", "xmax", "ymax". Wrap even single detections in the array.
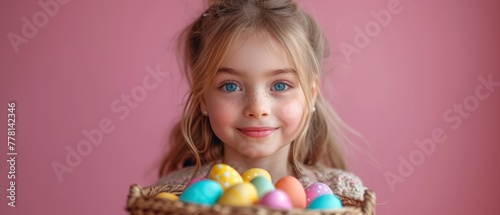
[{"xmin": 201, "ymin": 32, "xmax": 309, "ymax": 160}]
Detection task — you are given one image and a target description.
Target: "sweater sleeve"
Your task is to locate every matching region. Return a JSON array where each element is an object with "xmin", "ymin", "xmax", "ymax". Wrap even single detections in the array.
[
  {"xmin": 300, "ymin": 166, "xmax": 367, "ymax": 201},
  {"xmin": 154, "ymin": 164, "xmax": 212, "ymax": 186}
]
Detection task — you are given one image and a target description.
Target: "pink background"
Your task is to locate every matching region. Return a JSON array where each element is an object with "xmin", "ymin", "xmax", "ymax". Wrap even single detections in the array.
[{"xmin": 1, "ymin": 0, "xmax": 499, "ymax": 214}]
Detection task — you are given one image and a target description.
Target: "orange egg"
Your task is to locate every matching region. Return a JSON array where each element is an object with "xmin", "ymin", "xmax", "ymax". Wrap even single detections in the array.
[{"xmin": 274, "ymin": 176, "xmax": 306, "ymax": 208}]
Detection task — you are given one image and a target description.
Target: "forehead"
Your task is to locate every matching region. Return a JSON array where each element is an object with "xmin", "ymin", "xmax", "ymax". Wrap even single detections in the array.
[{"xmin": 220, "ymin": 30, "xmax": 294, "ymax": 73}]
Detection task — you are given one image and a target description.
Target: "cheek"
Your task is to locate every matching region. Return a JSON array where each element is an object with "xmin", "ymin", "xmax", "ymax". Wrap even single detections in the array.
[
  {"xmin": 277, "ymin": 98, "xmax": 305, "ymax": 129},
  {"xmin": 207, "ymin": 100, "xmax": 237, "ymax": 130}
]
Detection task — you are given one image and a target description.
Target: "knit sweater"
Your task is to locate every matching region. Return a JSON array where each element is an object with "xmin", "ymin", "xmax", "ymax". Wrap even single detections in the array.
[{"xmin": 155, "ymin": 162, "xmax": 367, "ymax": 201}]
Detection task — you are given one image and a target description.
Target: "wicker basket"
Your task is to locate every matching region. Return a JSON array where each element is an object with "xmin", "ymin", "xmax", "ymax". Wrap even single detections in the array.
[{"xmin": 126, "ymin": 184, "xmax": 375, "ymax": 215}]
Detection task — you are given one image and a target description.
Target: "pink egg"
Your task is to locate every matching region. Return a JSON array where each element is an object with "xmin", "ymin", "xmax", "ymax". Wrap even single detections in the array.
[
  {"xmin": 259, "ymin": 190, "xmax": 293, "ymax": 210},
  {"xmin": 304, "ymin": 182, "xmax": 333, "ymax": 207},
  {"xmin": 186, "ymin": 177, "xmax": 207, "ymax": 187}
]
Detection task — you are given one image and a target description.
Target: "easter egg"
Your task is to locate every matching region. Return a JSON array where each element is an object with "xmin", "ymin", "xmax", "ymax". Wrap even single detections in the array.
[
  {"xmin": 241, "ymin": 168, "xmax": 272, "ymax": 182},
  {"xmin": 305, "ymin": 182, "xmax": 333, "ymax": 207},
  {"xmin": 250, "ymin": 176, "xmax": 275, "ymax": 198},
  {"xmin": 306, "ymin": 194, "xmax": 343, "ymax": 210},
  {"xmin": 155, "ymin": 192, "xmax": 179, "ymax": 201},
  {"xmin": 259, "ymin": 189, "xmax": 293, "ymax": 210},
  {"xmin": 218, "ymin": 182, "xmax": 258, "ymax": 206},
  {"xmin": 274, "ymin": 176, "xmax": 306, "ymax": 208},
  {"xmin": 209, "ymin": 163, "xmax": 243, "ymax": 191},
  {"xmin": 186, "ymin": 177, "xmax": 207, "ymax": 187},
  {"xmin": 179, "ymin": 180, "xmax": 223, "ymax": 206}
]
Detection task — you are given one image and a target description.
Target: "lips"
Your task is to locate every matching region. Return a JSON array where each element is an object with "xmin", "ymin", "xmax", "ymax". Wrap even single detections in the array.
[{"xmin": 237, "ymin": 127, "xmax": 278, "ymax": 138}]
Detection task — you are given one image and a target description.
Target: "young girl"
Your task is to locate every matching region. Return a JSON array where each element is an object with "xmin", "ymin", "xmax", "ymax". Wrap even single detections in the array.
[{"xmin": 156, "ymin": 0, "xmax": 368, "ymax": 201}]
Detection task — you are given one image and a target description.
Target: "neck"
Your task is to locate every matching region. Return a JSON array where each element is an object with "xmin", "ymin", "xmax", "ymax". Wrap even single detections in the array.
[{"xmin": 222, "ymin": 145, "xmax": 295, "ymax": 184}]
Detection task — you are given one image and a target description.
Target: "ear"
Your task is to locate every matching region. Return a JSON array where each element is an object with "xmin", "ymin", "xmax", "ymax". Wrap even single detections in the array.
[
  {"xmin": 200, "ymin": 95, "xmax": 207, "ymax": 114},
  {"xmin": 311, "ymin": 83, "xmax": 319, "ymax": 108}
]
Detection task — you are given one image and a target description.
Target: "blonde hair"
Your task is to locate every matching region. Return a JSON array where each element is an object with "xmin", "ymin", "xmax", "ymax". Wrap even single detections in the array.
[{"xmin": 159, "ymin": 0, "xmax": 351, "ymax": 178}]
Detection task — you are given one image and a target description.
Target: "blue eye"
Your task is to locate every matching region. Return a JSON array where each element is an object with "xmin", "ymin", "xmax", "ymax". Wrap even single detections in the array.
[
  {"xmin": 222, "ymin": 83, "xmax": 240, "ymax": 92},
  {"xmin": 272, "ymin": 82, "xmax": 289, "ymax": 91}
]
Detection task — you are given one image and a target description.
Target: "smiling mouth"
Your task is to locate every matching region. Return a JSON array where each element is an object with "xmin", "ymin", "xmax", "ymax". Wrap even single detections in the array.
[{"xmin": 237, "ymin": 127, "xmax": 278, "ymax": 138}]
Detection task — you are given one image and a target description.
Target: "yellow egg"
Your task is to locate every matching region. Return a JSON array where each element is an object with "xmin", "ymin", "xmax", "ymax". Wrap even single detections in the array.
[
  {"xmin": 241, "ymin": 168, "xmax": 272, "ymax": 182},
  {"xmin": 209, "ymin": 163, "xmax": 243, "ymax": 191},
  {"xmin": 155, "ymin": 192, "xmax": 179, "ymax": 201},
  {"xmin": 218, "ymin": 182, "xmax": 258, "ymax": 206}
]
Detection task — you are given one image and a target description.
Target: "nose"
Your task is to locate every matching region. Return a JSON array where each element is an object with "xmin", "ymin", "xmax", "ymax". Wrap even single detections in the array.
[{"xmin": 243, "ymin": 90, "xmax": 270, "ymax": 119}]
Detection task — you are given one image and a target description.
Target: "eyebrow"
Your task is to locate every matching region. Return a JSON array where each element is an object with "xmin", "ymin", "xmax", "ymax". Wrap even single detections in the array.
[{"xmin": 216, "ymin": 67, "xmax": 296, "ymax": 77}]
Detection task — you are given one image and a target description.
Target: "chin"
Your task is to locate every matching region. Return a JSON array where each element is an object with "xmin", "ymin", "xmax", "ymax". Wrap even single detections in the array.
[{"xmin": 238, "ymin": 147, "xmax": 278, "ymax": 159}]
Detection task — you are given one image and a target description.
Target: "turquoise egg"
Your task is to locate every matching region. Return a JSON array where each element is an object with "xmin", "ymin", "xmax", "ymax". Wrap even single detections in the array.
[
  {"xmin": 179, "ymin": 180, "xmax": 223, "ymax": 206},
  {"xmin": 186, "ymin": 177, "xmax": 207, "ymax": 187},
  {"xmin": 306, "ymin": 194, "xmax": 343, "ymax": 210},
  {"xmin": 250, "ymin": 176, "xmax": 275, "ymax": 198}
]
